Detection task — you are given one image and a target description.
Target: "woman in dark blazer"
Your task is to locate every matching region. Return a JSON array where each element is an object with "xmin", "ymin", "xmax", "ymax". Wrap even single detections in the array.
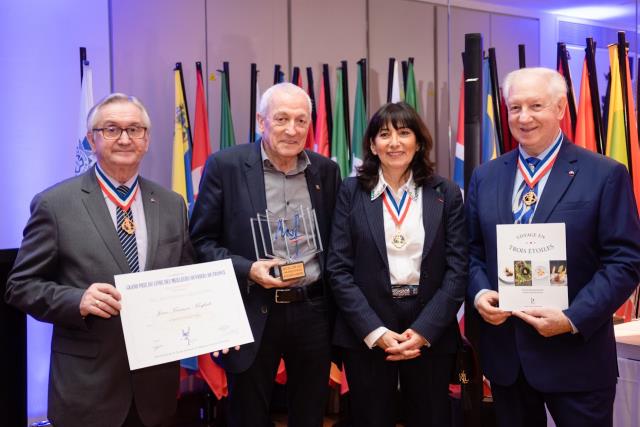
[{"xmin": 327, "ymin": 102, "xmax": 467, "ymax": 427}]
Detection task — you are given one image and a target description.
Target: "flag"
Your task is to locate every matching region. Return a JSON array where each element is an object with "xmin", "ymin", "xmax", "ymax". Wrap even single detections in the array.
[
  {"xmin": 453, "ymin": 74, "xmax": 465, "ymax": 191},
  {"xmin": 219, "ymin": 70, "xmax": 236, "ymax": 150},
  {"xmin": 171, "ymin": 64, "xmax": 194, "ymax": 213},
  {"xmin": 351, "ymin": 62, "xmax": 366, "ymax": 176},
  {"xmin": 557, "ymin": 47, "xmax": 576, "ymax": 140},
  {"xmin": 192, "ymin": 63, "xmax": 211, "ymax": 199},
  {"xmin": 254, "ymin": 80, "xmax": 262, "ymax": 141},
  {"xmin": 574, "ymin": 59, "xmax": 598, "ymax": 152},
  {"xmin": 405, "ymin": 60, "xmax": 418, "ymax": 111},
  {"xmin": 75, "ymin": 60, "xmax": 95, "ymax": 174},
  {"xmin": 331, "ymin": 68, "xmax": 350, "ymax": 178},
  {"xmin": 481, "ymin": 58, "xmax": 498, "ymax": 162},
  {"xmin": 390, "ymin": 59, "xmax": 401, "ymax": 103},
  {"xmin": 295, "ymin": 71, "xmax": 316, "ymax": 151},
  {"xmin": 316, "ymin": 73, "xmax": 331, "ymax": 157}
]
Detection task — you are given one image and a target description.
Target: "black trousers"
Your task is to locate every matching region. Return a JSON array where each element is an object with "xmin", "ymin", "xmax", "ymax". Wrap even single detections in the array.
[
  {"xmin": 491, "ymin": 368, "xmax": 616, "ymax": 427},
  {"xmin": 341, "ymin": 297, "xmax": 455, "ymax": 427},
  {"xmin": 226, "ymin": 297, "xmax": 332, "ymax": 427}
]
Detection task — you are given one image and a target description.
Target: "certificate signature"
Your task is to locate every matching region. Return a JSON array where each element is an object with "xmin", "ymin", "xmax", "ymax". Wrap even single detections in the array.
[{"xmin": 115, "ymin": 259, "xmax": 254, "ymax": 370}]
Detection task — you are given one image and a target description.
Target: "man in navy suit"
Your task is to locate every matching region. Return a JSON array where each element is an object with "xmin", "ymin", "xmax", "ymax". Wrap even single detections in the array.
[
  {"xmin": 190, "ymin": 82, "xmax": 340, "ymax": 426},
  {"xmin": 467, "ymin": 67, "xmax": 640, "ymax": 427}
]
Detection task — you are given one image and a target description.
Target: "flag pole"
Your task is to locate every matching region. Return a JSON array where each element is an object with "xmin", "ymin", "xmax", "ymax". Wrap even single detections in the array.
[
  {"xmin": 292, "ymin": 66, "xmax": 300, "ymax": 85},
  {"xmin": 558, "ymin": 43, "xmax": 578, "ymax": 135},
  {"xmin": 250, "ymin": 63, "xmax": 258, "ymax": 143},
  {"xmin": 274, "ymin": 65, "xmax": 281, "ymax": 85},
  {"xmin": 488, "ymin": 48, "xmax": 504, "ymax": 155},
  {"xmin": 617, "ymin": 32, "xmax": 633, "ymax": 184},
  {"xmin": 79, "ymin": 47, "xmax": 87, "ymax": 83},
  {"xmin": 387, "ymin": 58, "xmax": 395, "ymax": 103},
  {"xmin": 402, "ymin": 60, "xmax": 408, "ymax": 92},
  {"xmin": 518, "ymin": 44, "xmax": 526, "ymax": 69},
  {"xmin": 223, "ymin": 62, "xmax": 231, "ymax": 108},
  {"xmin": 306, "ymin": 67, "xmax": 317, "ymax": 128},
  {"xmin": 341, "ymin": 60, "xmax": 351, "ymax": 158},
  {"xmin": 359, "ymin": 58, "xmax": 368, "ymax": 106},
  {"xmin": 585, "ymin": 38, "xmax": 604, "ymax": 154},
  {"xmin": 323, "ymin": 64, "xmax": 333, "ymax": 140}
]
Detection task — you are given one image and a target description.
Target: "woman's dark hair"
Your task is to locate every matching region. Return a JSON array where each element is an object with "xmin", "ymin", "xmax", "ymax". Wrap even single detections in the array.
[{"xmin": 357, "ymin": 102, "xmax": 435, "ymax": 192}]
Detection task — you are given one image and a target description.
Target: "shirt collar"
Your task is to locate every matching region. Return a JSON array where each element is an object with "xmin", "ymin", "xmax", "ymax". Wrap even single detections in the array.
[
  {"xmin": 518, "ymin": 130, "xmax": 563, "ymax": 161},
  {"xmin": 260, "ymin": 142, "xmax": 310, "ymax": 174},
  {"xmin": 94, "ymin": 164, "xmax": 139, "ymax": 189},
  {"xmin": 371, "ymin": 169, "xmax": 419, "ymax": 201}
]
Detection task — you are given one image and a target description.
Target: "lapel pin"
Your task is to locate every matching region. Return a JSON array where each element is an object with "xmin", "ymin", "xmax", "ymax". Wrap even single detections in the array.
[
  {"xmin": 568, "ymin": 170, "xmax": 575, "ymax": 177},
  {"xmin": 150, "ymin": 197, "xmax": 156, "ymax": 203},
  {"xmin": 315, "ymin": 184, "xmax": 320, "ymax": 190},
  {"xmin": 437, "ymin": 198, "xmax": 444, "ymax": 203}
]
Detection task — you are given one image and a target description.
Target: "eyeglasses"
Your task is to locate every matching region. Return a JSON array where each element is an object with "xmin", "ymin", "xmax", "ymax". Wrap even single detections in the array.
[{"xmin": 93, "ymin": 126, "xmax": 147, "ymax": 140}]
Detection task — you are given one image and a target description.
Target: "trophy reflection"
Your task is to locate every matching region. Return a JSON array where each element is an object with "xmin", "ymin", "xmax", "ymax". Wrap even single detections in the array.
[{"xmin": 250, "ymin": 206, "xmax": 323, "ymax": 281}]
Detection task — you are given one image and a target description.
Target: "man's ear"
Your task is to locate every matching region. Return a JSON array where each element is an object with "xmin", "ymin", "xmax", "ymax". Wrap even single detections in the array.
[{"xmin": 555, "ymin": 95, "xmax": 568, "ymax": 120}]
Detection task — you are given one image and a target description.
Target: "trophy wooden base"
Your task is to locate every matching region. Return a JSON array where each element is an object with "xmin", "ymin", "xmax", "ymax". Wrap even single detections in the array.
[{"xmin": 278, "ymin": 262, "xmax": 306, "ymax": 281}]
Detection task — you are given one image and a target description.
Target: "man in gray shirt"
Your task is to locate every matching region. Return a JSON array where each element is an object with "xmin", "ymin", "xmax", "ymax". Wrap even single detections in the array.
[{"xmin": 190, "ymin": 82, "xmax": 341, "ymax": 426}]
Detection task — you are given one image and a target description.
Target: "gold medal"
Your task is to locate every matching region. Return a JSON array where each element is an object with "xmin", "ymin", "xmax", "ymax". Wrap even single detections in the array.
[
  {"xmin": 522, "ymin": 190, "xmax": 537, "ymax": 207},
  {"xmin": 392, "ymin": 232, "xmax": 406, "ymax": 249},
  {"xmin": 121, "ymin": 216, "xmax": 136, "ymax": 234}
]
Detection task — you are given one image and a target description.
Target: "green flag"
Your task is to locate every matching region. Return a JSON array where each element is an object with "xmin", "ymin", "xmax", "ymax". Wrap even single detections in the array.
[
  {"xmin": 351, "ymin": 63, "xmax": 366, "ymax": 176},
  {"xmin": 219, "ymin": 71, "xmax": 236, "ymax": 150},
  {"xmin": 331, "ymin": 68, "xmax": 350, "ymax": 178},
  {"xmin": 405, "ymin": 61, "xmax": 418, "ymax": 111}
]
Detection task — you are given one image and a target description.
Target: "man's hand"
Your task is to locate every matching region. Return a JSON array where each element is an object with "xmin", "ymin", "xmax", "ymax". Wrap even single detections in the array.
[
  {"xmin": 476, "ymin": 290, "xmax": 511, "ymax": 325},
  {"xmin": 385, "ymin": 328, "xmax": 426, "ymax": 361},
  {"xmin": 213, "ymin": 345, "xmax": 241, "ymax": 358},
  {"xmin": 375, "ymin": 330, "xmax": 406, "ymax": 351},
  {"xmin": 512, "ymin": 308, "xmax": 573, "ymax": 337},
  {"xmin": 79, "ymin": 283, "xmax": 122, "ymax": 318},
  {"xmin": 248, "ymin": 259, "xmax": 289, "ymax": 289}
]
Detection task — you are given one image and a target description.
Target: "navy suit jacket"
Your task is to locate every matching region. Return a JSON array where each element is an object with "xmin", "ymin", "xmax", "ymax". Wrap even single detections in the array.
[
  {"xmin": 467, "ymin": 137, "xmax": 640, "ymax": 392},
  {"xmin": 327, "ymin": 175, "xmax": 467, "ymax": 353},
  {"xmin": 189, "ymin": 142, "xmax": 341, "ymax": 373}
]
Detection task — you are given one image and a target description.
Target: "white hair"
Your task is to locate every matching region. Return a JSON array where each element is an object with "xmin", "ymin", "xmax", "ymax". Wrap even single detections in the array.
[
  {"xmin": 86, "ymin": 93, "xmax": 151, "ymax": 132},
  {"xmin": 502, "ymin": 67, "xmax": 567, "ymax": 102},
  {"xmin": 258, "ymin": 82, "xmax": 312, "ymax": 116}
]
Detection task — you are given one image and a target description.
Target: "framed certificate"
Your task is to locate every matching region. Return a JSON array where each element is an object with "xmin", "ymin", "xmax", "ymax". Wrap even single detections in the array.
[
  {"xmin": 115, "ymin": 259, "xmax": 254, "ymax": 370},
  {"xmin": 497, "ymin": 223, "xmax": 568, "ymax": 311}
]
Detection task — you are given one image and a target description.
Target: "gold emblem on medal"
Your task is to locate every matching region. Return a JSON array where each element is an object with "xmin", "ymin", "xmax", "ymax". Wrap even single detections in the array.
[
  {"xmin": 523, "ymin": 191, "xmax": 537, "ymax": 207},
  {"xmin": 121, "ymin": 217, "xmax": 136, "ymax": 235},
  {"xmin": 392, "ymin": 233, "xmax": 406, "ymax": 249}
]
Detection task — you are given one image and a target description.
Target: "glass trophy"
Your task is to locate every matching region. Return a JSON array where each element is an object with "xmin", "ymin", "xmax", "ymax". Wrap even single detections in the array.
[{"xmin": 250, "ymin": 206, "xmax": 323, "ymax": 281}]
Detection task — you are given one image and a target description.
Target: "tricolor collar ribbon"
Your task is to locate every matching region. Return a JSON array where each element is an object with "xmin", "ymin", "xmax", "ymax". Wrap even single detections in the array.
[
  {"xmin": 517, "ymin": 138, "xmax": 562, "ymax": 189},
  {"xmin": 95, "ymin": 165, "xmax": 139, "ymax": 211}
]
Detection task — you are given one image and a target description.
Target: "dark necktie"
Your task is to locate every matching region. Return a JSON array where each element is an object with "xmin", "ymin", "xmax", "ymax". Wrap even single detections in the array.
[
  {"xmin": 116, "ymin": 185, "xmax": 140, "ymax": 272},
  {"xmin": 513, "ymin": 157, "xmax": 541, "ymax": 224}
]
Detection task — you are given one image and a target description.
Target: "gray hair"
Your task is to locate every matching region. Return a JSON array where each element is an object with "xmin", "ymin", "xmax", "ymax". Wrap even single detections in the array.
[
  {"xmin": 258, "ymin": 82, "xmax": 312, "ymax": 116},
  {"xmin": 502, "ymin": 67, "xmax": 567, "ymax": 103},
  {"xmin": 86, "ymin": 93, "xmax": 151, "ymax": 132}
]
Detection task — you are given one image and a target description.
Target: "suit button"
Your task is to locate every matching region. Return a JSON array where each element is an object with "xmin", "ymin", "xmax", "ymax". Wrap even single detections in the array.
[{"xmin": 261, "ymin": 305, "xmax": 268, "ymax": 314}]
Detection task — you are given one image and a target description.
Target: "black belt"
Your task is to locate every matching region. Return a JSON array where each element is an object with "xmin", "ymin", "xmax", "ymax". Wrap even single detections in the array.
[
  {"xmin": 391, "ymin": 284, "xmax": 419, "ymax": 299},
  {"xmin": 274, "ymin": 281, "xmax": 324, "ymax": 303}
]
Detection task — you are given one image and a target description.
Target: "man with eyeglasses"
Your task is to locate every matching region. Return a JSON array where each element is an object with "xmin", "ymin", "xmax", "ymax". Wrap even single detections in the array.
[
  {"xmin": 190, "ymin": 82, "xmax": 341, "ymax": 426},
  {"xmin": 6, "ymin": 93, "xmax": 194, "ymax": 427}
]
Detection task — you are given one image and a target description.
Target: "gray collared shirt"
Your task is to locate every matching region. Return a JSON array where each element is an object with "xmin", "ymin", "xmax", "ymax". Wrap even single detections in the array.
[{"xmin": 261, "ymin": 144, "xmax": 321, "ymax": 286}]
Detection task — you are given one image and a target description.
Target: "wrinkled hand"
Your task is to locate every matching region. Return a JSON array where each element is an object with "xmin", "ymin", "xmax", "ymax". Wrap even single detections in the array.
[
  {"xmin": 476, "ymin": 290, "xmax": 511, "ymax": 326},
  {"xmin": 385, "ymin": 329, "xmax": 426, "ymax": 361},
  {"xmin": 249, "ymin": 259, "xmax": 289, "ymax": 289},
  {"xmin": 512, "ymin": 308, "xmax": 572, "ymax": 337},
  {"xmin": 213, "ymin": 345, "xmax": 241, "ymax": 358},
  {"xmin": 79, "ymin": 283, "xmax": 122, "ymax": 318},
  {"xmin": 375, "ymin": 330, "xmax": 406, "ymax": 351}
]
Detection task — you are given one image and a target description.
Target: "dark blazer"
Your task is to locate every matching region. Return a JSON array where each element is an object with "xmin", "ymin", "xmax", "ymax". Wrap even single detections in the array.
[
  {"xmin": 327, "ymin": 175, "xmax": 467, "ymax": 353},
  {"xmin": 467, "ymin": 137, "xmax": 640, "ymax": 392},
  {"xmin": 189, "ymin": 142, "xmax": 341, "ymax": 373},
  {"xmin": 5, "ymin": 168, "xmax": 194, "ymax": 427}
]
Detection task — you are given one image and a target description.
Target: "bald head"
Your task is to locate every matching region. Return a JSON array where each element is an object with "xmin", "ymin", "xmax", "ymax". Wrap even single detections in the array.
[
  {"xmin": 258, "ymin": 82, "xmax": 312, "ymax": 117},
  {"xmin": 503, "ymin": 67, "xmax": 567, "ymax": 104}
]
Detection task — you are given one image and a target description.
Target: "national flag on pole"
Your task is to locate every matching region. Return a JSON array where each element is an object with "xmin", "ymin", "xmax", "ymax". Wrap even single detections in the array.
[
  {"xmin": 294, "ymin": 70, "xmax": 316, "ymax": 151},
  {"xmin": 316, "ymin": 70, "xmax": 331, "ymax": 157},
  {"xmin": 171, "ymin": 63, "xmax": 194, "ymax": 214},
  {"xmin": 351, "ymin": 61, "xmax": 367, "ymax": 176},
  {"xmin": 404, "ymin": 60, "xmax": 418, "ymax": 111},
  {"xmin": 219, "ymin": 68, "xmax": 236, "ymax": 150},
  {"xmin": 557, "ymin": 45, "xmax": 577, "ymax": 141},
  {"xmin": 331, "ymin": 68, "xmax": 350, "ymax": 178},
  {"xmin": 574, "ymin": 59, "xmax": 598, "ymax": 152},
  {"xmin": 481, "ymin": 58, "xmax": 498, "ymax": 162},
  {"xmin": 75, "ymin": 60, "xmax": 95, "ymax": 174},
  {"xmin": 390, "ymin": 58, "xmax": 402, "ymax": 103},
  {"xmin": 192, "ymin": 62, "xmax": 211, "ymax": 199},
  {"xmin": 453, "ymin": 74, "xmax": 465, "ymax": 191}
]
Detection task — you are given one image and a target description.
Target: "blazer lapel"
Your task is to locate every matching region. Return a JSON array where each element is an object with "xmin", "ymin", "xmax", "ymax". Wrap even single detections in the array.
[
  {"xmin": 364, "ymin": 191, "xmax": 389, "ymax": 269},
  {"xmin": 498, "ymin": 150, "xmax": 518, "ymax": 224},
  {"xmin": 533, "ymin": 138, "xmax": 578, "ymax": 223},
  {"xmin": 421, "ymin": 178, "xmax": 445, "ymax": 261},
  {"xmin": 244, "ymin": 142, "xmax": 267, "ymax": 214},
  {"xmin": 303, "ymin": 156, "xmax": 327, "ymax": 254},
  {"xmin": 140, "ymin": 178, "xmax": 159, "ymax": 270},
  {"xmin": 80, "ymin": 169, "xmax": 129, "ymax": 273}
]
